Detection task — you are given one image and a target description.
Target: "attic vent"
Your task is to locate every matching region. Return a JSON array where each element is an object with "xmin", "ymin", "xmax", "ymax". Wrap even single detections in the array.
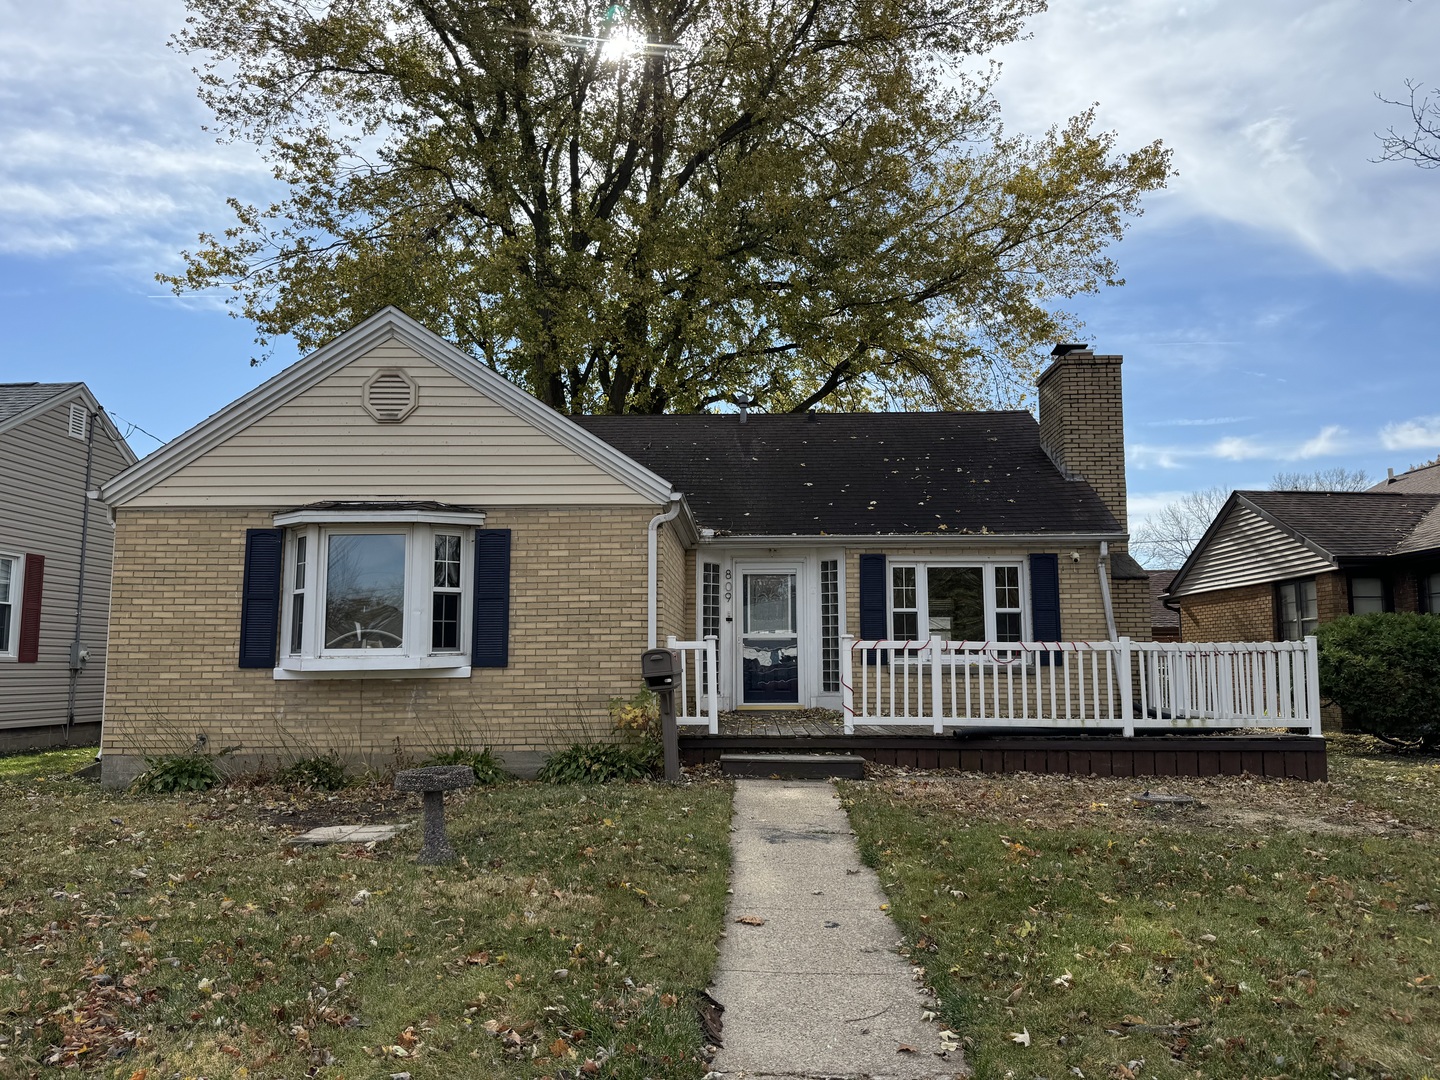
[
  {"xmin": 363, "ymin": 369, "xmax": 418, "ymax": 423},
  {"xmin": 67, "ymin": 403, "xmax": 88, "ymax": 441}
]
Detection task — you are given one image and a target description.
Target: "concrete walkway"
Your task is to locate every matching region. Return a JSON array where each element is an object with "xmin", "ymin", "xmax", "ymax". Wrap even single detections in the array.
[{"xmin": 709, "ymin": 780, "xmax": 964, "ymax": 1080}]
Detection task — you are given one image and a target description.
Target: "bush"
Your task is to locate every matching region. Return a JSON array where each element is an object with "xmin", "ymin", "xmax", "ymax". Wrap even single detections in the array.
[
  {"xmin": 1317, "ymin": 612, "xmax": 1440, "ymax": 748},
  {"xmin": 276, "ymin": 753, "xmax": 349, "ymax": 791},
  {"xmin": 418, "ymin": 747, "xmax": 506, "ymax": 784},
  {"xmin": 537, "ymin": 741, "xmax": 660, "ymax": 784},
  {"xmin": 131, "ymin": 753, "xmax": 224, "ymax": 794}
]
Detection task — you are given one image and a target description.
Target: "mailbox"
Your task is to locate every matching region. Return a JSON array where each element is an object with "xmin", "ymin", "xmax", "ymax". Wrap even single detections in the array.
[{"xmin": 641, "ymin": 648, "xmax": 681, "ymax": 690}]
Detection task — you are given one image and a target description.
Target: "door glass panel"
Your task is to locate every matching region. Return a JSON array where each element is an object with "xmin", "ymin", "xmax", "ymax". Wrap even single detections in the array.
[
  {"xmin": 325, "ymin": 533, "xmax": 406, "ymax": 649},
  {"xmin": 742, "ymin": 571, "xmax": 798, "ymax": 704}
]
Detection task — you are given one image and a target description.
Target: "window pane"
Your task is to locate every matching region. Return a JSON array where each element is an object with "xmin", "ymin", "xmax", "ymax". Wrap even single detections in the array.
[
  {"xmin": 294, "ymin": 535, "xmax": 307, "ymax": 589},
  {"xmin": 0, "ymin": 557, "xmax": 12, "ymax": 603},
  {"xmin": 325, "ymin": 533, "xmax": 406, "ymax": 649},
  {"xmin": 892, "ymin": 566, "xmax": 916, "ymax": 610},
  {"xmin": 1299, "ymin": 579, "xmax": 1318, "ymax": 632},
  {"xmin": 1351, "ymin": 576, "xmax": 1384, "ymax": 615},
  {"xmin": 289, "ymin": 594, "xmax": 305, "ymax": 654},
  {"xmin": 927, "ymin": 566, "xmax": 984, "ymax": 640},
  {"xmin": 892, "ymin": 611, "xmax": 919, "ymax": 640},
  {"xmin": 434, "ymin": 534, "xmax": 461, "ymax": 588},
  {"xmin": 745, "ymin": 573, "xmax": 795, "ymax": 634},
  {"xmin": 820, "ymin": 559, "xmax": 840, "ymax": 692},
  {"xmin": 995, "ymin": 612, "xmax": 1023, "ymax": 643},
  {"xmin": 994, "ymin": 565, "xmax": 1020, "ymax": 610},
  {"xmin": 0, "ymin": 558, "xmax": 12, "ymax": 653},
  {"xmin": 1428, "ymin": 572, "xmax": 1440, "ymax": 614},
  {"xmin": 431, "ymin": 592, "xmax": 461, "ymax": 651}
]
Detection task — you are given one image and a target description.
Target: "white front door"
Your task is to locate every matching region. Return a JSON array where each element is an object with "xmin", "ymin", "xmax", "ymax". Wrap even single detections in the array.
[{"xmin": 737, "ymin": 564, "xmax": 802, "ymax": 705}]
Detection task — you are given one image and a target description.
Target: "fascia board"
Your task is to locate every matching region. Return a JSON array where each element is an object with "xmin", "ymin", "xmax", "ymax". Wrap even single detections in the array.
[
  {"xmin": 699, "ymin": 531, "xmax": 1129, "ymax": 546},
  {"xmin": 101, "ymin": 307, "xmax": 677, "ymax": 507}
]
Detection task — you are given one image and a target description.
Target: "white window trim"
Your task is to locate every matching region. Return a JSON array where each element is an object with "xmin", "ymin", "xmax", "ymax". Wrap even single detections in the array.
[
  {"xmin": 274, "ymin": 523, "xmax": 475, "ymax": 680},
  {"xmin": 887, "ymin": 560, "xmax": 1029, "ymax": 646},
  {"xmin": 0, "ymin": 552, "xmax": 20, "ymax": 661},
  {"xmin": 274, "ymin": 508, "xmax": 486, "ymax": 527}
]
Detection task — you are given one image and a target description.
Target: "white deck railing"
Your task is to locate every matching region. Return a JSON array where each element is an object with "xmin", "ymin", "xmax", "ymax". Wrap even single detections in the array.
[
  {"xmin": 840, "ymin": 636, "xmax": 1321, "ymax": 737},
  {"xmin": 666, "ymin": 636, "xmax": 720, "ymax": 734}
]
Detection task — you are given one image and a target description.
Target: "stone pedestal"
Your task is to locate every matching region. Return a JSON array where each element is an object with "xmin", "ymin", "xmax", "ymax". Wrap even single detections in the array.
[{"xmin": 393, "ymin": 765, "xmax": 475, "ymax": 863}]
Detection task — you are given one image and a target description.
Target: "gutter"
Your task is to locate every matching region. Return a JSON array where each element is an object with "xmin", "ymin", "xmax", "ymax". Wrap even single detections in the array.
[
  {"xmin": 1098, "ymin": 541, "xmax": 1118, "ymax": 641},
  {"xmin": 698, "ymin": 531, "xmax": 1129, "ymax": 547},
  {"xmin": 647, "ymin": 496, "xmax": 684, "ymax": 649}
]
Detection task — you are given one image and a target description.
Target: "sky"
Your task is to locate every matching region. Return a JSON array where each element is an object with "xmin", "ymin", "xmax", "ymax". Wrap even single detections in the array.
[{"xmin": 2, "ymin": 0, "xmax": 1439, "ymax": 557}]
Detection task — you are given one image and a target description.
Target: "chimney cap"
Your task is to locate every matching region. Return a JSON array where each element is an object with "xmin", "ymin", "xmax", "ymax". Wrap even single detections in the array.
[{"xmin": 1050, "ymin": 343, "xmax": 1091, "ymax": 357}]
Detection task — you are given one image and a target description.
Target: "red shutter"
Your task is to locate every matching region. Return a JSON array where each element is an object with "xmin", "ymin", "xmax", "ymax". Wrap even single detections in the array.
[{"xmin": 17, "ymin": 554, "xmax": 44, "ymax": 663}]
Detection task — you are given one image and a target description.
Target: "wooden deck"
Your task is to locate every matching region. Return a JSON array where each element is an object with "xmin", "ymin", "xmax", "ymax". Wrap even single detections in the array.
[{"xmin": 680, "ymin": 711, "xmax": 1328, "ymax": 781}]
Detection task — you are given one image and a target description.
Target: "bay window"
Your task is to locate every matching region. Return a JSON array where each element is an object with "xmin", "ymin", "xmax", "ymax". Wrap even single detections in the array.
[
  {"xmin": 273, "ymin": 507, "xmax": 484, "ymax": 675},
  {"xmin": 890, "ymin": 562, "xmax": 1026, "ymax": 644}
]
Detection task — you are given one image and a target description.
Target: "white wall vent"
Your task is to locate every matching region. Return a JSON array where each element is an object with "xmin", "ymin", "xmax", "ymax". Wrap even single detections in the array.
[
  {"xmin": 363, "ymin": 369, "xmax": 418, "ymax": 423},
  {"xmin": 67, "ymin": 403, "xmax": 89, "ymax": 441}
]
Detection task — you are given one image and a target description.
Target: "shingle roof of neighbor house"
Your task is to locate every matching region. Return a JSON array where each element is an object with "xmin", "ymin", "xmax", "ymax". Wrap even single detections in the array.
[
  {"xmin": 575, "ymin": 411, "xmax": 1123, "ymax": 537},
  {"xmin": 1149, "ymin": 569, "xmax": 1179, "ymax": 630},
  {"xmin": 1241, "ymin": 490, "xmax": 1440, "ymax": 559},
  {"xmin": 1371, "ymin": 461, "xmax": 1440, "ymax": 494},
  {"xmin": 0, "ymin": 382, "xmax": 80, "ymax": 425}
]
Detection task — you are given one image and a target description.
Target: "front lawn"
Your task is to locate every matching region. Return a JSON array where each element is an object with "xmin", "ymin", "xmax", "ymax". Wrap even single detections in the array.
[
  {"xmin": 842, "ymin": 739, "xmax": 1440, "ymax": 1079},
  {"xmin": 0, "ymin": 773, "xmax": 732, "ymax": 1078},
  {"xmin": 0, "ymin": 747, "xmax": 95, "ymax": 783}
]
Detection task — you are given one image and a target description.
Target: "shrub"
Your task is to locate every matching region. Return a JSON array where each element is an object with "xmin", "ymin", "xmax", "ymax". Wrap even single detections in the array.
[
  {"xmin": 276, "ymin": 753, "xmax": 349, "ymax": 791},
  {"xmin": 131, "ymin": 753, "xmax": 224, "ymax": 794},
  {"xmin": 418, "ymin": 747, "xmax": 507, "ymax": 784},
  {"xmin": 1317, "ymin": 612, "xmax": 1440, "ymax": 749},
  {"xmin": 537, "ymin": 741, "xmax": 660, "ymax": 784}
]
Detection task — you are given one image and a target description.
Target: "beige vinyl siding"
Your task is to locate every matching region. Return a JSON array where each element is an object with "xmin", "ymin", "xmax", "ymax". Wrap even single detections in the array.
[
  {"xmin": 127, "ymin": 340, "xmax": 655, "ymax": 508},
  {"xmin": 0, "ymin": 397, "xmax": 131, "ymax": 729},
  {"xmin": 1171, "ymin": 504, "xmax": 1333, "ymax": 598}
]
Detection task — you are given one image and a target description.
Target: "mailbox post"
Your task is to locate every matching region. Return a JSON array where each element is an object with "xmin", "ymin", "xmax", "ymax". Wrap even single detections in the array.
[{"xmin": 641, "ymin": 648, "xmax": 682, "ymax": 782}]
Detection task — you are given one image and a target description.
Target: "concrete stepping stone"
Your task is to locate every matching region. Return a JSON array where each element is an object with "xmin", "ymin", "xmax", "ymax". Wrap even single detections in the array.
[{"xmin": 293, "ymin": 823, "xmax": 409, "ymax": 845}]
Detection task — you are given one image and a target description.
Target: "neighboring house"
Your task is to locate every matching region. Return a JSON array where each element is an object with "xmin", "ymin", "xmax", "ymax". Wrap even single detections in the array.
[
  {"xmin": 1165, "ymin": 490, "xmax": 1440, "ymax": 643},
  {"xmin": 0, "ymin": 383, "xmax": 136, "ymax": 751},
  {"xmin": 1372, "ymin": 461, "xmax": 1440, "ymax": 494},
  {"xmin": 1149, "ymin": 569, "xmax": 1179, "ymax": 642},
  {"xmin": 95, "ymin": 308, "xmax": 1151, "ymax": 785}
]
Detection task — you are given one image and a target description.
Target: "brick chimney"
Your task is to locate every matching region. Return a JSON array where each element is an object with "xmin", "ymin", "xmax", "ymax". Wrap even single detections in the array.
[{"xmin": 1037, "ymin": 345, "xmax": 1127, "ymax": 532}]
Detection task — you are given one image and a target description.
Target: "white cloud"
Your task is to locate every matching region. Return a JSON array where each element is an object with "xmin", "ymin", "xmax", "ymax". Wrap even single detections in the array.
[
  {"xmin": 1130, "ymin": 424, "xmax": 1353, "ymax": 469},
  {"xmin": 991, "ymin": 0, "xmax": 1440, "ymax": 275},
  {"xmin": 1294, "ymin": 424, "xmax": 1348, "ymax": 459},
  {"xmin": 1381, "ymin": 416, "xmax": 1440, "ymax": 451}
]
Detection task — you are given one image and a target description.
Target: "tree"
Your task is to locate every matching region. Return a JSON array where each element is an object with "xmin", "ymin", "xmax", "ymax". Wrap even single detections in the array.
[
  {"xmin": 1377, "ymin": 80, "xmax": 1440, "ymax": 169},
  {"xmin": 162, "ymin": 0, "xmax": 1171, "ymax": 414},
  {"xmin": 1132, "ymin": 468, "xmax": 1373, "ymax": 568}
]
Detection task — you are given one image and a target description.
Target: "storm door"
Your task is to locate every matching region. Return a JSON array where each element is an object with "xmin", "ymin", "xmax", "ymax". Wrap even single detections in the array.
[{"xmin": 739, "ymin": 568, "xmax": 800, "ymax": 705}]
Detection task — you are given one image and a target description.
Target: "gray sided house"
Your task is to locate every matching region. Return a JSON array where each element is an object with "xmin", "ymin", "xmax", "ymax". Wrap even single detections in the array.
[
  {"xmin": 0, "ymin": 383, "xmax": 136, "ymax": 750},
  {"xmin": 96, "ymin": 310, "xmax": 1162, "ymax": 785}
]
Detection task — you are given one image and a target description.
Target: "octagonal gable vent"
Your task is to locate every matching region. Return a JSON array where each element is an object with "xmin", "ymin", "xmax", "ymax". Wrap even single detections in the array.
[{"xmin": 363, "ymin": 369, "xmax": 418, "ymax": 423}]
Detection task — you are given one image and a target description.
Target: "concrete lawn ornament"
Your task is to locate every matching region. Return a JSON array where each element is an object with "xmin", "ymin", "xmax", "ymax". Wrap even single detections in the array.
[{"xmin": 393, "ymin": 765, "xmax": 475, "ymax": 863}]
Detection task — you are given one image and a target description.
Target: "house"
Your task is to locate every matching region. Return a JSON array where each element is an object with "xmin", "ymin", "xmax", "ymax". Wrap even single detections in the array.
[
  {"xmin": 1373, "ymin": 460, "xmax": 1440, "ymax": 493},
  {"xmin": 1165, "ymin": 490, "xmax": 1440, "ymax": 643},
  {"xmin": 93, "ymin": 309, "xmax": 1175, "ymax": 784},
  {"xmin": 1149, "ymin": 569, "xmax": 1179, "ymax": 642},
  {"xmin": 0, "ymin": 383, "xmax": 136, "ymax": 751}
]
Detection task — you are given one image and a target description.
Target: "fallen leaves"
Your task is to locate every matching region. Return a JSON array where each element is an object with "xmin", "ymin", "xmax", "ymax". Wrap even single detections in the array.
[
  {"xmin": 1009, "ymin": 1027, "xmax": 1031, "ymax": 1046},
  {"xmin": 734, "ymin": 915, "xmax": 766, "ymax": 926}
]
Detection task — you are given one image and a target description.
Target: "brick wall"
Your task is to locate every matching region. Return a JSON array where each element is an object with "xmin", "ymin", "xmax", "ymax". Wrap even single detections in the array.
[
  {"xmin": 1037, "ymin": 351, "xmax": 1127, "ymax": 532},
  {"xmin": 1179, "ymin": 583, "xmax": 1275, "ymax": 642},
  {"xmin": 102, "ymin": 505, "xmax": 666, "ymax": 780}
]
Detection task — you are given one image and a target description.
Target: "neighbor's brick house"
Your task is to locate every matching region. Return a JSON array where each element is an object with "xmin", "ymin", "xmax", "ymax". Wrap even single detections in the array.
[{"xmin": 97, "ymin": 310, "xmax": 1148, "ymax": 785}]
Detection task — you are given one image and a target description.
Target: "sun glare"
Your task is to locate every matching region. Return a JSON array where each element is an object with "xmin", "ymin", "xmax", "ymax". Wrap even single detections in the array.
[{"xmin": 600, "ymin": 25, "xmax": 645, "ymax": 64}]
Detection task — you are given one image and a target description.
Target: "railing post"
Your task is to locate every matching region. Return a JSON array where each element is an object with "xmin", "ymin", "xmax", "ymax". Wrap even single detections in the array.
[
  {"xmin": 1305, "ymin": 634, "xmax": 1322, "ymax": 738},
  {"xmin": 929, "ymin": 637, "xmax": 943, "ymax": 734},
  {"xmin": 841, "ymin": 634, "xmax": 856, "ymax": 735},
  {"xmin": 1118, "ymin": 637, "xmax": 1134, "ymax": 737},
  {"xmin": 704, "ymin": 635, "xmax": 719, "ymax": 734}
]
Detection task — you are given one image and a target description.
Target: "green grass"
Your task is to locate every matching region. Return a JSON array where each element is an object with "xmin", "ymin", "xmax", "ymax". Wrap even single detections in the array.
[
  {"xmin": 841, "ymin": 740, "xmax": 1440, "ymax": 1080},
  {"xmin": 0, "ymin": 747, "xmax": 95, "ymax": 782},
  {"xmin": 0, "ymin": 772, "xmax": 732, "ymax": 1078}
]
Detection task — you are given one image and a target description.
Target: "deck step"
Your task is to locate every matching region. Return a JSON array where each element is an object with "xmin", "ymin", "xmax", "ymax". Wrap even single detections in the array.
[{"xmin": 719, "ymin": 753, "xmax": 866, "ymax": 780}]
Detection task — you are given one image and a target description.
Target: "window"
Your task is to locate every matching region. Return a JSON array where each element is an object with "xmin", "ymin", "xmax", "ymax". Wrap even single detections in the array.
[
  {"xmin": 1349, "ymin": 576, "xmax": 1386, "ymax": 615},
  {"xmin": 1426, "ymin": 571, "xmax": 1440, "ymax": 614},
  {"xmin": 1277, "ymin": 578, "xmax": 1318, "ymax": 640},
  {"xmin": 0, "ymin": 554, "xmax": 17, "ymax": 656},
  {"xmin": 891, "ymin": 562, "xmax": 1025, "ymax": 645},
  {"xmin": 700, "ymin": 562, "xmax": 721, "ymax": 692},
  {"xmin": 275, "ymin": 509, "xmax": 482, "ymax": 674},
  {"xmin": 820, "ymin": 559, "xmax": 840, "ymax": 692}
]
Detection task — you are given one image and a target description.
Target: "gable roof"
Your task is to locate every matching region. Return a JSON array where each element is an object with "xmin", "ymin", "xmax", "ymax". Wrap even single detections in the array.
[
  {"xmin": 100, "ymin": 307, "xmax": 677, "ymax": 507},
  {"xmin": 575, "ymin": 412, "xmax": 1123, "ymax": 537},
  {"xmin": 1168, "ymin": 489, "xmax": 1440, "ymax": 599},
  {"xmin": 0, "ymin": 381, "xmax": 138, "ymax": 465},
  {"xmin": 1371, "ymin": 461, "xmax": 1440, "ymax": 494}
]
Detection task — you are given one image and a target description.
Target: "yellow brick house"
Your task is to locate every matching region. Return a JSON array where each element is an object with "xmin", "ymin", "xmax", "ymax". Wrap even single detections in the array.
[{"xmin": 97, "ymin": 308, "xmax": 1165, "ymax": 785}]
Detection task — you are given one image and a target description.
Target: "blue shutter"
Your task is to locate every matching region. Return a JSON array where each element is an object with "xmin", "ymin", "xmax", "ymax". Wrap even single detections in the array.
[
  {"xmin": 859, "ymin": 554, "xmax": 887, "ymax": 665},
  {"xmin": 1029, "ymin": 553, "xmax": 1062, "ymax": 643},
  {"xmin": 238, "ymin": 528, "xmax": 283, "ymax": 669},
  {"xmin": 472, "ymin": 529, "xmax": 511, "ymax": 668}
]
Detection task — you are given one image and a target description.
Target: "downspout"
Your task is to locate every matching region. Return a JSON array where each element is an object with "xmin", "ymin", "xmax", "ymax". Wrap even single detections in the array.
[
  {"xmin": 1097, "ymin": 541, "xmax": 1118, "ymax": 641},
  {"xmin": 67, "ymin": 408, "xmax": 99, "ymax": 731},
  {"xmin": 647, "ymin": 497, "xmax": 683, "ymax": 649}
]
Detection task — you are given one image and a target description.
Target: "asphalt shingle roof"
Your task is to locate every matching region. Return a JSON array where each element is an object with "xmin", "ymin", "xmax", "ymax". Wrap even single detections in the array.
[
  {"xmin": 1370, "ymin": 462, "xmax": 1440, "ymax": 494},
  {"xmin": 1240, "ymin": 490, "xmax": 1440, "ymax": 559},
  {"xmin": 0, "ymin": 382, "xmax": 78, "ymax": 426},
  {"xmin": 1149, "ymin": 569, "xmax": 1180, "ymax": 630},
  {"xmin": 574, "ymin": 412, "xmax": 1122, "ymax": 537}
]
